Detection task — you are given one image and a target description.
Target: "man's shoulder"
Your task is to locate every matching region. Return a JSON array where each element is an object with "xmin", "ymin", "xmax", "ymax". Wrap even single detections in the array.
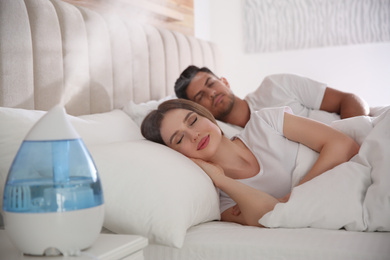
[{"xmin": 245, "ymin": 74, "xmax": 290, "ymax": 99}]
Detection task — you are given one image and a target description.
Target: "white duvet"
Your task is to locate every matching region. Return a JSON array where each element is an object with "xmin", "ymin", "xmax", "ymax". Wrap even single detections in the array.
[{"xmin": 259, "ymin": 109, "xmax": 390, "ymax": 232}]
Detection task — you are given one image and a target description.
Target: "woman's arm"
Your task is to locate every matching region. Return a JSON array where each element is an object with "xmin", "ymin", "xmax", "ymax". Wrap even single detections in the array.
[
  {"xmin": 192, "ymin": 159, "xmax": 279, "ymax": 227},
  {"xmin": 283, "ymin": 112, "xmax": 360, "ymax": 186}
]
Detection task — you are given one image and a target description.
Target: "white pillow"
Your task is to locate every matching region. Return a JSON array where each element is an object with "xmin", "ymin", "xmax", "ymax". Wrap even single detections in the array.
[
  {"xmin": 330, "ymin": 116, "xmax": 374, "ymax": 145},
  {"xmin": 122, "ymin": 96, "xmax": 175, "ymax": 126},
  {"xmin": 88, "ymin": 140, "xmax": 220, "ymax": 248},
  {"xmin": 259, "ymin": 113, "xmax": 390, "ymax": 231},
  {"xmin": 74, "ymin": 110, "xmax": 142, "ymax": 143},
  {"xmin": 0, "ymin": 107, "xmax": 142, "ymax": 210},
  {"xmin": 259, "ymin": 161, "xmax": 371, "ymax": 231},
  {"xmin": 217, "ymin": 120, "xmax": 242, "ymax": 139}
]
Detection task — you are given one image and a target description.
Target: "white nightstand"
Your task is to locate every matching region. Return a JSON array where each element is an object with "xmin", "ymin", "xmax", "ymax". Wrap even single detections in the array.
[{"xmin": 0, "ymin": 229, "xmax": 148, "ymax": 260}]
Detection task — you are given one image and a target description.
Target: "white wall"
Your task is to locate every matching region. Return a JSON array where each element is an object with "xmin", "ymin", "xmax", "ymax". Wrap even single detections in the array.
[{"xmin": 194, "ymin": 0, "xmax": 390, "ymax": 107}]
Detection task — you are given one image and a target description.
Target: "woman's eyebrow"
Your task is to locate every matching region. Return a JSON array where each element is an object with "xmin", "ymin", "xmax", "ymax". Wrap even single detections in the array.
[{"xmin": 169, "ymin": 112, "xmax": 195, "ymax": 144}]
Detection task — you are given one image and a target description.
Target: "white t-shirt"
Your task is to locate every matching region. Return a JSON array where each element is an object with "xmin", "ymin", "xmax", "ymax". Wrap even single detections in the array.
[
  {"xmin": 244, "ymin": 74, "xmax": 340, "ymax": 125},
  {"xmin": 219, "ymin": 107, "xmax": 299, "ymax": 213}
]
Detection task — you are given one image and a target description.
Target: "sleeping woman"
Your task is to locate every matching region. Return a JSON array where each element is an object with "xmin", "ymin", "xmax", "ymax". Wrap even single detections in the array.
[{"xmin": 140, "ymin": 99, "xmax": 359, "ymax": 227}]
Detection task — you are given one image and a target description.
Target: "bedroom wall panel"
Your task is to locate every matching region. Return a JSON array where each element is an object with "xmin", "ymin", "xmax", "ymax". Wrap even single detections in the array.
[
  {"xmin": 0, "ymin": 0, "xmax": 34, "ymax": 109},
  {"xmin": 199, "ymin": 40, "xmax": 216, "ymax": 71},
  {"xmin": 78, "ymin": 7, "xmax": 114, "ymax": 114},
  {"xmin": 210, "ymin": 44, "xmax": 222, "ymax": 76},
  {"xmin": 173, "ymin": 32, "xmax": 193, "ymax": 72},
  {"xmin": 158, "ymin": 28, "xmax": 181, "ymax": 96},
  {"xmin": 124, "ymin": 22, "xmax": 151, "ymax": 104},
  {"xmin": 24, "ymin": 0, "xmax": 64, "ymax": 113},
  {"xmin": 101, "ymin": 14, "xmax": 134, "ymax": 110},
  {"xmin": 144, "ymin": 25, "xmax": 167, "ymax": 101},
  {"xmin": 244, "ymin": 0, "xmax": 390, "ymax": 53},
  {"xmin": 51, "ymin": 0, "xmax": 91, "ymax": 116},
  {"xmin": 186, "ymin": 36, "xmax": 203, "ymax": 67},
  {"xmin": 0, "ymin": 0, "xmax": 221, "ymax": 115}
]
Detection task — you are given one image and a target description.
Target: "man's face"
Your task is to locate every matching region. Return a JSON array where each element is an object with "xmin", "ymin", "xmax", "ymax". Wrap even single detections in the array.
[{"xmin": 186, "ymin": 72, "xmax": 235, "ymax": 120}]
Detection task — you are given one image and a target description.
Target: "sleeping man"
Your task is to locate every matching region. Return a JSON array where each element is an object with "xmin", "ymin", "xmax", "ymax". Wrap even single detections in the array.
[{"xmin": 174, "ymin": 65, "xmax": 370, "ymax": 128}]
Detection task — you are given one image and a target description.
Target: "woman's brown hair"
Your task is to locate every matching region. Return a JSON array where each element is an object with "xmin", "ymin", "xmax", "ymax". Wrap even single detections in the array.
[{"xmin": 141, "ymin": 99, "xmax": 220, "ymax": 145}]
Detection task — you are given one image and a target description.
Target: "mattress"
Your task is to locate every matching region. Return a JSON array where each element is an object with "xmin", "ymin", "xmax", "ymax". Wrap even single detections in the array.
[{"xmin": 144, "ymin": 221, "xmax": 390, "ymax": 260}]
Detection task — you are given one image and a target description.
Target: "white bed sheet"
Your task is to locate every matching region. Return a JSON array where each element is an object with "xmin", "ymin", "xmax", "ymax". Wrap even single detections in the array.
[{"xmin": 144, "ymin": 221, "xmax": 390, "ymax": 260}]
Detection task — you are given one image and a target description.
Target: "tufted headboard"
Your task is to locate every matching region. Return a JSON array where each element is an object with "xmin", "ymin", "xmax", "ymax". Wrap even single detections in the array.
[{"xmin": 0, "ymin": 0, "xmax": 221, "ymax": 116}]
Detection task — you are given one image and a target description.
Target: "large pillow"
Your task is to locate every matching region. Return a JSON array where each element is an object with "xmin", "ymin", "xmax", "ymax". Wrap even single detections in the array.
[
  {"xmin": 0, "ymin": 107, "xmax": 142, "ymax": 210},
  {"xmin": 122, "ymin": 96, "xmax": 175, "ymax": 126},
  {"xmin": 88, "ymin": 140, "xmax": 220, "ymax": 248},
  {"xmin": 330, "ymin": 116, "xmax": 374, "ymax": 145},
  {"xmin": 259, "ymin": 161, "xmax": 371, "ymax": 230},
  {"xmin": 259, "ymin": 112, "xmax": 390, "ymax": 231}
]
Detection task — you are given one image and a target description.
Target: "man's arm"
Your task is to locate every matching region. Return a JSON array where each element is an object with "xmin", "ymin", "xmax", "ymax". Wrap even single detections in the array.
[{"xmin": 320, "ymin": 87, "xmax": 370, "ymax": 119}]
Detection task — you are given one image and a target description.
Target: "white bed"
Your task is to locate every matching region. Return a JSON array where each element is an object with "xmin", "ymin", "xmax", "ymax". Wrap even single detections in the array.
[{"xmin": 1, "ymin": 1, "xmax": 389, "ymax": 259}]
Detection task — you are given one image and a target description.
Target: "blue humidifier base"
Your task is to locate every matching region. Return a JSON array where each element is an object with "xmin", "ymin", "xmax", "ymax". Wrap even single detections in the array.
[{"xmin": 4, "ymin": 205, "xmax": 104, "ymax": 256}]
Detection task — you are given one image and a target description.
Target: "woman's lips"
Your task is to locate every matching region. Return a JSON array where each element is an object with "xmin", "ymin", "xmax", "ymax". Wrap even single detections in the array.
[{"xmin": 197, "ymin": 135, "xmax": 210, "ymax": 150}]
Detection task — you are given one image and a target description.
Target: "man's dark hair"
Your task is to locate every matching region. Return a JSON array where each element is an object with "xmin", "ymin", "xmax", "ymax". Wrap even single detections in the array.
[{"xmin": 174, "ymin": 65, "xmax": 218, "ymax": 99}]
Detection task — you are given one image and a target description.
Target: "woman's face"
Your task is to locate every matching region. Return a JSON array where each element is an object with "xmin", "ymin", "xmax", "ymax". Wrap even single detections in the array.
[{"xmin": 160, "ymin": 108, "xmax": 222, "ymax": 160}]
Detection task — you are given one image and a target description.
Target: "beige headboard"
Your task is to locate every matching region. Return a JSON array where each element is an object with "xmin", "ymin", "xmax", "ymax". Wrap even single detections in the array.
[{"xmin": 0, "ymin": 0, "xmax": 221, "ymax": 116}]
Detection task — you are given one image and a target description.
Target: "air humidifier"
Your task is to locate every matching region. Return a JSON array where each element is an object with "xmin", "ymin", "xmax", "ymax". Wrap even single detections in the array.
[{"xmin": 2, "ymin": 105, "xmax": 104, "ymax": 256}]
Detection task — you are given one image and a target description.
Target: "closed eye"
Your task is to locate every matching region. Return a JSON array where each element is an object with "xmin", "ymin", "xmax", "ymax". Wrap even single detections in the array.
[
  {"xmin": 195, "ymin": 92, "xmax": 204, "ymax": 102},
  {"xmin": 171, "ymin": 111, "xmax": 197, "ymax": 145},
  {"xmin": 177, "ymin": 135, "xmax": 183, "ymax": 144},
  {"xmin": 207, "ymin": 81, "xmax": 214, "ymax": 88},
  {"xmin": 177, "ymin": 116, "xmax": 196, "ymax": 144},
  {"xmin": 190, "ymin": 116, "xmax": 197, "ymax": 125}
]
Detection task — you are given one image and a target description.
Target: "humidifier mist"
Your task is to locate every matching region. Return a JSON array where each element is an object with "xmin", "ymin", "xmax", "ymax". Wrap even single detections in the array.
[{"xmin": 2, "ymin": 105, "xmax": 104, "ymax": 256}]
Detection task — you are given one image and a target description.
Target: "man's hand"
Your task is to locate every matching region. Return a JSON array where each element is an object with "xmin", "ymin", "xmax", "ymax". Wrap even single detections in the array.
[{"xmin": 320, "ymin": 87, "xmax": 370, "ymax": 118}]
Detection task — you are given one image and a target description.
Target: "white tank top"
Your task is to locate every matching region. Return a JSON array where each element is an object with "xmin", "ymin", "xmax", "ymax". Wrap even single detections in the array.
[{"xmin": 219, "ymin": 106, "xmax": 299, "ymax": 213}]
